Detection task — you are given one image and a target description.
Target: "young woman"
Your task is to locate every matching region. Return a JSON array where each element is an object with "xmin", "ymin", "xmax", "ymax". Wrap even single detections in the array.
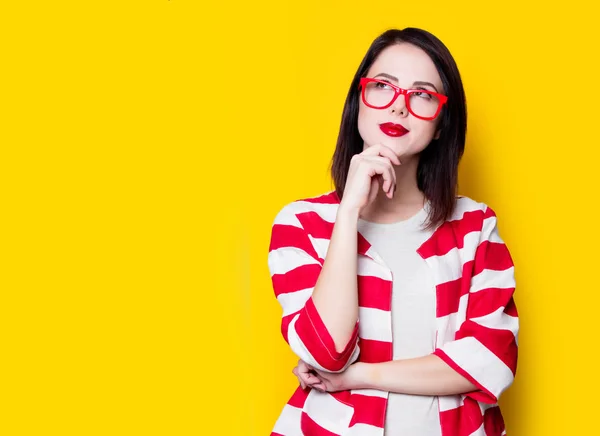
[{"xmin": 267, "ymin": 27, "xmax": 518, "ymax": 436}]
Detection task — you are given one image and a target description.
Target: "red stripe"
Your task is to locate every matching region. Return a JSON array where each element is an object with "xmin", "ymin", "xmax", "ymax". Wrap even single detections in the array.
[
  {"xmin": 300, "ymin": 412, "xmax": 341, "ymax": 436},
  {"xmin": 270, "ymin": 223, "xmax": 320, "ymax": 259},
  {"xmin": 483, "ymin": 405, "xmax": 506, "ymax": 436},
  {"xmin": 296, "ymin": 210, "xmax": 373, "ymax": 258},
  {"xmin": 288, "ymin": 385, "xmax": 309, "ymax": 408},
  {"xmin": 455, "ymin": 321, "xmax": 518, "ymax": 375},
  {"xmin": 505, "ymin": 298, "xmax": 518, "ymax": 317},
  {"xmin": 473, "ymin": 240, "xmax": 513, "ymax": 275},
  {"xmin": 484, "ymin": 206, "xmax": 496, "ymax": 219},
  {"xmin": 436, "ymin": 277, "xmax": 463, "ymax": 317},
  {"xmin": 418, "ymin": 209, "xmax": 484, "ymax": 258},
  {"xmin": 439, "ymin": 398, "xmax": 485, "ymax": 436},
  {"xmin": 297, "ymin": 211, "xmax": 334, "ymax": 239},
  {"xmin": 348, "ymin": 393, "xmax": 386, "ymax": 427},
  {"xmin": 358, "ymin": 275, "xmax": 391, "ymax": 311},
  {"xmin": 272, "ymin": 263, "xmax": 321, "ymax": 297},
  {"xmin": 301, "ymin": 191, "xmax": 340, "ymax": 204},
  {"xmin": 467, "ymin": 287, "xmax": 516, "ymax": 319},
  {"xmin": 294, "ymin": 297, "xmax": 359, "ymax": 371},
  {"xmin": 358, "ymin": 338, "xmax": 392, "ymax": 363}
]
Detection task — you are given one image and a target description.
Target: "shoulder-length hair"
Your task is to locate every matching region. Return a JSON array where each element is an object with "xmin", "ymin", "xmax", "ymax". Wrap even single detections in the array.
[{"xmin": 330, "ymin": 28, "xmax": 467, "ymax": 230}]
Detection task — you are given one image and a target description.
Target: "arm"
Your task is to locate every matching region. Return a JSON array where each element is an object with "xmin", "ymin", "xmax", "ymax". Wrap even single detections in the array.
[
  {"xmin": 432, "ymin": 206, "xmax": 518, "ymax": 403},
  {"xmin": 344, "ymin": 355, "xmax": 477, "ymax": 395},
  {"xmin": 313, "ymin": 206, "xmax": 518, "ymax": 400},
  {"xmin": 268, "ymin": 203, "xmax": 361, "ymax": 373}
]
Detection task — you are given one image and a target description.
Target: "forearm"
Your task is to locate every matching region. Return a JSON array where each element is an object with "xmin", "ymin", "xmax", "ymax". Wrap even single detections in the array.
[
  {"xmin": 361, "ymin": 354, "xmax": 478, "ymax": 396},
  {"xmin": 311, "ymin": 206, "xmax": 359, "ymax": 353}
]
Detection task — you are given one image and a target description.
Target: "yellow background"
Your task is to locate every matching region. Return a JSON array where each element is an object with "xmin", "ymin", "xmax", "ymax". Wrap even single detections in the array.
[{"xmin": 1, "ymin": 1, "xmax": 597, "ymax": 434}]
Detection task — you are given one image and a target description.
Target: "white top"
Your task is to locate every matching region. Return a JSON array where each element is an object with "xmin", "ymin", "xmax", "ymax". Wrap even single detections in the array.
[{"xmin": 357, "ymin": 202, "xmax": 441, "ymax": 436}]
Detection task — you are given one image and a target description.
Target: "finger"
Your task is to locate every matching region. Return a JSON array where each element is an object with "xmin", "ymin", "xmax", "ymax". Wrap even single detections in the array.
[
  {"xmin": 302, "ymin": 373, "xmax": 320, "ymax": 384},
  {"xmin": 312, "ymin": 382, "xmax": 326, "ymax": 392},
  {"xmin": 364, "ymin": 157, "xmax": 397, "ymax": 194},
  {"xmin": 362, "ymin": 143, "xmax": 402, "ymax": 166},
  {"xmin": 364, "ymin": 160, "xmax": 395, "ymax": 195},
  {"xmin": 292, "ymin": 367, "xmax": 298, "ymax": 376}
]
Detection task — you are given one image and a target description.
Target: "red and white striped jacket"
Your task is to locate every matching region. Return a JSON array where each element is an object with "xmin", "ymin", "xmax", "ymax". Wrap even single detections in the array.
[{"xmin": 268, "ymin": 190, "xmax": 518, "ymax": 436}]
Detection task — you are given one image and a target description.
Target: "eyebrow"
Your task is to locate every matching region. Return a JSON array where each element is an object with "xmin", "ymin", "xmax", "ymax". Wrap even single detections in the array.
[{"xmin": 373, "ymin": 73, "xmax": 440, "ymax": 93}]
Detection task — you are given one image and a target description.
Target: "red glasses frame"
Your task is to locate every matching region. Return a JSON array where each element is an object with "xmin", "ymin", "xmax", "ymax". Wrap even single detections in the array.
[{"xmin": 358, "ymin": 77, "xmax": 448, "ymax": 121}]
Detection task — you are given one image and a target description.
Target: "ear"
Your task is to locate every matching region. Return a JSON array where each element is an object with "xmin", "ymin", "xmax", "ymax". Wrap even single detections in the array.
[{"xmin": 433, "ymin": 129, "xmax": 441, "ymax": 140}]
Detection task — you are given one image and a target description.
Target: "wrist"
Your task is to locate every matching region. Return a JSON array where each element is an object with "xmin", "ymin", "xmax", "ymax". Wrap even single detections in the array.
[
  {"xmin": 337, "ymin": 203, "xmax": 361, "ymax": 221},
  {"xmin": 355, "ymin": 362, "xmax": 378, "ymax": 390}
]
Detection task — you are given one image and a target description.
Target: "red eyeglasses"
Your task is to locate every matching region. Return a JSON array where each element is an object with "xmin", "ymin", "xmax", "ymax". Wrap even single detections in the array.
[{"xmin": 358, "ymin": 77, "xmax": 448, "ymax": 121}]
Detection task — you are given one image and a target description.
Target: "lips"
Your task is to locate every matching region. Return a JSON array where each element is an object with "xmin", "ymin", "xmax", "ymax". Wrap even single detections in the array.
[{"xmin": 379, "ymin": 122, "xmax": 409, "ymax": 137}]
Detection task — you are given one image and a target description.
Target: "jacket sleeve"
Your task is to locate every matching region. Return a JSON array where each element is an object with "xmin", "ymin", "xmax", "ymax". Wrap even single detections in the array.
[
  {"xmin": 267, "ymin": 204, "xmax": 360, "ymax": 373},
  {"xmin": 433, "ymin": 206, "xmax": 518, "ymax": 404}
]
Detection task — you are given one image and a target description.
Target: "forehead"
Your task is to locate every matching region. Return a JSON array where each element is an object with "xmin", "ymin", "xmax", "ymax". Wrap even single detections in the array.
[{"xmin": 367, "ymin": 43, "xmax": 442, "ymax": 88}]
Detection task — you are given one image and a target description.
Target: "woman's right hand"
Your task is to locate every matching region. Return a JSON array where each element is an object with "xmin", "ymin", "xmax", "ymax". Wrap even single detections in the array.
[{"xmin": 339, "ymin": 143, "xmax": 401, "ymax": 214}]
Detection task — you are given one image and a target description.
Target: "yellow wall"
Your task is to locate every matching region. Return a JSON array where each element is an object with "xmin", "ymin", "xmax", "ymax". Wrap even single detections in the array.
[{"xmin": 2, "ymin": 1, "xmax": 598, "ymax": 434}]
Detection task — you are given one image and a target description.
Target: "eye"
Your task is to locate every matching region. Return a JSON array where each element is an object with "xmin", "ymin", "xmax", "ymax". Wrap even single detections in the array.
[
  {"xmin": 374, "ymin": 81, "xmax": 393, "ymax": 90},
  {"xmin": 413, "ymin": 89, "xmax": 433, "ymax": 99}
]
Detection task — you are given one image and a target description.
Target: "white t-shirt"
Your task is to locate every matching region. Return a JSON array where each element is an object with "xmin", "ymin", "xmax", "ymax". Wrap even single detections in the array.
[{"xmin": 357, "ymin": 202, "xmax": 441, "ymax": 436}]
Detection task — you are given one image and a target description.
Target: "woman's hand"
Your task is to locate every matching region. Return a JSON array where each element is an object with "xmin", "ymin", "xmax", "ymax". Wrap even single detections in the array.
[
  {"xmin": 313, "ymin": 362, "xmax": 368, "ymax": 392},
  {"xmin": 292, "ymin": 360, "xmax": 369, "ymax": 393},
  {"xmin": 339, "ymin": 143, "xmax": 401, "ymax": 214},
  {"xmin": 292, "ymin": 360, "xmax": 323, "ymax": 390}
]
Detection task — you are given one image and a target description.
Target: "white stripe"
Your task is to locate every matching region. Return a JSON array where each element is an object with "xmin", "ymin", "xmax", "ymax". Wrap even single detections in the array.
[
  {"xmin": 350, "ymin": 388, "xmax": 388, "ymax": 398},
  {"xmin": 345, "ymin": 423, "xmax": 382, "ymax": 436},
  {"xmin": 272, "ymin": 404, "xmax": 303, "ymax": 436},
  {"xmin": 483, "ymin": 215, "xmax": 505, "ymax": 244},
  {"xmin": 358, "ymin": 306, "xmax": 392, "ymax": 342},
  {"xmin": 424, "ymin": 246, "xmax": 464, "ymax": 284},
  {"xmin": 471, "ymin": 307, "xmax": 519, "ymax": 338},
  {"xmin": 309, "ymin": 236, "xmax": 330, "ymax": 260},
  {"xmin": 276, "ymin": 199, "xmax": 339, "ymax": 225},
  {"xmin": 303, "ymin": 389, "xmax": 354, "ymax": 434},
  {"xmin": 461, "ymin": 231, "xmax": 481, "ymax": 263},
  {"xmin": 358, "ymin": 256, "xmax": 391, "ymax": 280},
  {"xmin": 450, "ymin": 197, "xmax": 485, "ymax": 221},
  {"xmin": 468, "ymin": 423, "xmax": 486, "ymax": 436},
  {"xmin": 438, "ymin": 395, "xmax": 463, "ymax": 412},
  {"xmin": 439, "ymin": 336, "xmax": 514, "ymax": 399},
  {"xmin": 479, "ymin": 402, "xmax": 499, "ymax": 414},
  {"xmin": 436, "ymin": 293, "xmax": 469, "ymax": 344},
  {"xmin": 470, "ymin": 267, "xmax": 515, "ymax": 293},
  {"xmin": 268, "ymin": 246, "xmax": 321, "ymax": 276},
  {"xmin": 277, "ymin": 287, "xmax": 313, "ymax": 316},
  {"xmin": 288, "ymin": 314, "xmax": 360, "ymax": 373}
]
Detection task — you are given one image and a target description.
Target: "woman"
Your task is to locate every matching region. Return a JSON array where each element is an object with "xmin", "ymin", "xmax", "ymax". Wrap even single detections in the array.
[{"xmin": 267, "ymin": 27, "xmax": 518, "ymax": 436}]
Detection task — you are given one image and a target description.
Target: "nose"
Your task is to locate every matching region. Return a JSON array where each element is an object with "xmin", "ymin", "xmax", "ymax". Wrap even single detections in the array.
[{"xmin": 390, "ymin": 92, "xmax": 408, "ymax": 117}]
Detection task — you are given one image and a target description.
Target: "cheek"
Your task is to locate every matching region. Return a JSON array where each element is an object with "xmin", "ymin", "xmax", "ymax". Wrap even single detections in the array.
[
  {"xmin": 412, "ymin": 121, "xmax": 438, "ymax": 145},
  {"xmin": 357, "ymin": 106, "xmax": 376, "ymax": 141}
]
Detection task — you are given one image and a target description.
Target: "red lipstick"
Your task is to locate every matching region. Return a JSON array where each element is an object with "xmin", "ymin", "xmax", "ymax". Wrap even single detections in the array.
[{"xmin": 379, "ymin": 122, "xmax": 409, "ymax": 137}]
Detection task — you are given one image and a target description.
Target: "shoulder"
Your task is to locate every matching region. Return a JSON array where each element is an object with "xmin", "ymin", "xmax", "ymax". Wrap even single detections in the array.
[
  {"xmin": 271, "ymin": 190, "xmax": 340, "ymax": 229},
  {"xmin": 451, "ymin": 196, "xmax": 504, "ymax": 243},
  {"xmin": 451, "ymin": 195, "xmax": 497, "ymax": 222}
]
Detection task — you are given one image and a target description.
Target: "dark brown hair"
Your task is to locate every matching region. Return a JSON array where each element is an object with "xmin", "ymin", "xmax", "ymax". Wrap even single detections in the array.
[{"xmin": 330, "ymin": 28, "xmax": 467, "ymax": 230}]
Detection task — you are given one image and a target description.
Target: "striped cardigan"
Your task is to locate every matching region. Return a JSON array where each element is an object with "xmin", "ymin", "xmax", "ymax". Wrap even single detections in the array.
[{"xmin": 268, "ymin": 190, "xmax": 518, "ymax": 436}]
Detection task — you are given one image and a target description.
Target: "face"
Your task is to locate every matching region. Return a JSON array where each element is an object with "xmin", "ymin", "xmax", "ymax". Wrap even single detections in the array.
[{"xmin": 357, "ymin": 43, "xmax": 445, "ymax": 158}]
